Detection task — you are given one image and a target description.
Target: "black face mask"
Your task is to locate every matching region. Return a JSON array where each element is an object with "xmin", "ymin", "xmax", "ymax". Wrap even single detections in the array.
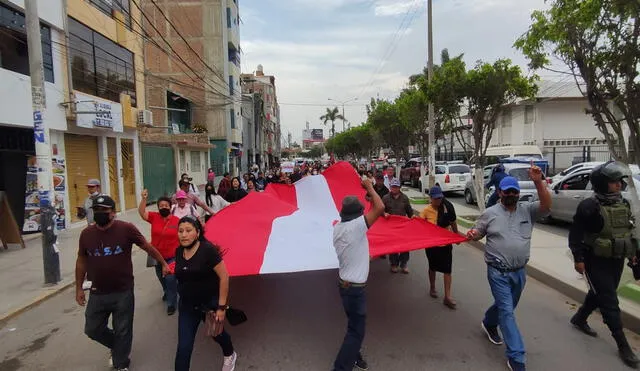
[
  {"xmin": 502, "ymin": 195, "xmax": 519, "ymax": 207},
  {"xmin": 182, "ymin": 238, "xmax": 199, "ymax": 249},
  {"xmin": 94, "ymin": 212, "xmax": 112, "ymax": 227},
  {"xmin": 159, "ymin": 208, "xmax": 171, "ymax": 218}
]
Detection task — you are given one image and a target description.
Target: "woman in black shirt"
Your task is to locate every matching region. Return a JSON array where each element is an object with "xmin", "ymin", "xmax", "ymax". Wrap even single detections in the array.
[
  {"xmin": 174, "ymin": 217, "xmax": 237, "ymax": 371},
  {"xmin": 224, "ymin": 177, "xmax": 247, "ymax": 203}
]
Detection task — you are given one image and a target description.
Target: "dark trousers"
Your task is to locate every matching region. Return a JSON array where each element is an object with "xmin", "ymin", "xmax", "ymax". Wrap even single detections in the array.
[
  {"xmin": 333, "ymin": 285, "xmax": 366, "ymax": 371},
  {"xmin": 155, "ymin": 258, "xmax": 177, "ymax": 309},
  {"xmin": 84, "ymin": 289, "xmax": 134, "ymax": 369},
  {"xmin": 175, "ymin": 299, "xmax": 234, "ymax": 371},
  {"xmin": 389, "ymin": 252, "xmax": 410, "ymax": 267},
  {"xmin": 575, "ymin": 255, "xmax": 625, "ymax": 334},
  {"xmin": 205, "ymin": 191, "xmax": 214, "ymax": 207}
]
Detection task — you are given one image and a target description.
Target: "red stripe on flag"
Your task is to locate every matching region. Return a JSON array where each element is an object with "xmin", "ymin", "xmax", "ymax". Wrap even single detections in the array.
[
  {"xmin": 322, "ymin": 162, "xmax": 369, "ymax": 213},
  {"xmin": 205, "ymin": 191, "xmax": 297, "ymax": 276},
  {"xmin": 263, "ymin": 182, "xmax": 297, "ymax": 207},
  {"xmin": 368, "ymin": 215, "xmax": 467, "ymax": 257}
]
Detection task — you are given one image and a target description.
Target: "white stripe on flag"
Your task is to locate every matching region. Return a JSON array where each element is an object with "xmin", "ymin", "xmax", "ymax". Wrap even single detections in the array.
[{"xmin": 259, "ymin": 175, "xmax": 340, "ymax": 274}]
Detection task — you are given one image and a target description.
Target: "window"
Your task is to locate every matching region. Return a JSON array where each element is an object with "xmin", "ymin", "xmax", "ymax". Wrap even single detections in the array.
[
  {"xmin": 87, "ymin": 0, "xmax": 131, "ymax": 28},
  {"xmin": 448, "ymin": 165, "xmax": 471, "ymax": 174},
  {"xmin": 179, "ymin": 150, "xmax": 186, "ymax": 172},
  {"xmin": 229, "ymin": 75, "xmax": 234, "ymax": 95},
  {"xmin": 562, "ymin": 174, "xmax": 590, "ymax": 191},
  {"xmin": 0, "ymin": 3, "xmax": 54, "ymax": 82},
  {"xmin": 435, "ymin": 166, "xmax": 446, "ymax": 175},
  {"xmin": 230, "ymin": 108, "xmax": 235, "ymax": 128},
  {"xmin": 69, "ymin": 18, "xmax": 136, "ymax": 106},
  {"xmin": 501, "ymin": 108, "xmax": 512, "ymax": 127},
  {"xmin": 226, "ymin": 8, "xmax": 232, "ymax": 28},
  {"xmin": 190, "ymin": 151, "xmax": 201, "ymax": 172},
  {"xmin": 525, "ymin": 105, "xmax": 534, "ymax": 125}
]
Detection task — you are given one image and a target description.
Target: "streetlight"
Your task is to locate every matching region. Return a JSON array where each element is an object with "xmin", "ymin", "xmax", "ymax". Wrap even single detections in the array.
[{"xmin": 328, "ymin": 97, "xmax": 358, "ymax": 132}]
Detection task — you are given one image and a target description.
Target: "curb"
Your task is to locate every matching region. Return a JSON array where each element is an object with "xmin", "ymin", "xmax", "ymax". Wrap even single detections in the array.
[{"xmin": 0, "ymin": 279, "xmax": 74, "ymax": 325}]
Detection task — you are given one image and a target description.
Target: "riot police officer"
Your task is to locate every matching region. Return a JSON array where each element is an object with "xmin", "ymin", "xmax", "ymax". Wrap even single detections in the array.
[{"xmin": 568, "ymin": 161, "xmax": 639, "ymax": 368}]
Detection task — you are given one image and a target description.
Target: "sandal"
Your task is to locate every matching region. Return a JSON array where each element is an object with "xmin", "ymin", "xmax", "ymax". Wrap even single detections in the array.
[
  {"xmin": 429, "ymin": 290, "xmax": 438, "ymax": 298},
  {"xmin": 443, "ymin": 298, "xmax": 457, "ymax": 310}
]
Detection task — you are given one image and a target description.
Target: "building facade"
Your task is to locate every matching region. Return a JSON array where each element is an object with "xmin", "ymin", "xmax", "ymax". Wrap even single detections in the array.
[
  {"xmin": 0, "ymin": 0, "xmax": 145, "ymax": 233},
  {"xmin": 141, "ymin": 0, "xmax": 241, "ymax": 188},
  {"xmin": 241, "ymin": 65, "xmax": 281, "ymax": 168}
]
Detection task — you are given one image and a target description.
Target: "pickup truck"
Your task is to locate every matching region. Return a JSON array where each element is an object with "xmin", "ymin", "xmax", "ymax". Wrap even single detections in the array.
[{"xmin": 400, "ymin": 158, "xmax": 423, "ymax": 188}]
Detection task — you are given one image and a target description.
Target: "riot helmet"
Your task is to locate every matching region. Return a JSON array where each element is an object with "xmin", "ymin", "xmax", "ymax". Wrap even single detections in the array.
[{"xmin": 590, "ymin": 160, "xmax": 630, "ymax": 194}]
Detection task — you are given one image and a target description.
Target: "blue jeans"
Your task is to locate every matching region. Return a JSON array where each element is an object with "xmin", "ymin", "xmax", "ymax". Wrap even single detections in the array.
[
  {"xmin": 483, "ymin": 265, "xmax": 526, "ymax": 364},
  {"xmin": 333, "ymin": 285, "xmax": 366, "ymax": 371},
  {"xmin": 155, "ymin": 258, "xmax": 177, "ymax": 309},
  {"xmin": 175, "ymin": 298, "xmax": 234, "ymax": 371}
]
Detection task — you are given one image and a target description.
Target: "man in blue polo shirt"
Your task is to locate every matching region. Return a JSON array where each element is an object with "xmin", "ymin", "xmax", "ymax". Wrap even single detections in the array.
[{"xmin": 467, "ymin": 165, "xmax": 551, "ymax": 371}]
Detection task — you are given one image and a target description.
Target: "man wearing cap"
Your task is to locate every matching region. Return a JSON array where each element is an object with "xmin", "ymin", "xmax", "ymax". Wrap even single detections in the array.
[
  {"xmin": 77, "ymin": 179, "xmax": 105, "ymax": 225},
  {"xmin": 75, "ymin": 195, "xmax": 169, "ymax": 371},
  {"xmin": 174, "ymin": 179, "xmax": 215, "ymax": 216},
  {"xmin": 467, "ymin": 165, "xmax": 550, "ymax": 371},
  {"xmin": 373, "ymin": 173, "xmax": 389, "ymax": 199},
  {"xmin": 383, "ymin": 178, "xmax": 414, "ymax": 273},
  {"xmin": 332, "ymin": 178, "xmax": 385, "ymax": 371}
]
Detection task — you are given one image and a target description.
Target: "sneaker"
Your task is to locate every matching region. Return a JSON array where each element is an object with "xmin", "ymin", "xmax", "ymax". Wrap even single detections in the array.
[
  {"xmin": 390, "ymin": 265, "xmax": 399, "ymax": 273},
  {"xmin": 355, "ymin": 354, "xmax": 369, "ymax": 370},
  {"xmin": 570, "ymin": 314, "xmax": 597, "ymax": 337},
  {"xmin": 115, "ymin": 368, "xmax": 129, "ymax": 371},
  {"xmin": 222, "ymin": 352, "xmax": 237, "ymax": 371},
  {"xmin": 507, "ymin": 358, "xmax": 526, "ymax": 371},
  {"xmin": 401, "ymin": 267, "xmax": 409, "ymax": 274},
  {"xmin": 481, "ymin": 321, "xmax": 503, "ymax": 345}
]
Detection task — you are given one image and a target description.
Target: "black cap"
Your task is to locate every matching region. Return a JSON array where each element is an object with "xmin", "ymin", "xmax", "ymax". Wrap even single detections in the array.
[
  {"xmin": 92, "ymin": 195, "xmax": 116, "ymax": 209},
  {"xmin": 340, "ymin": 196, "xmax": 364, "ymax": 222}
]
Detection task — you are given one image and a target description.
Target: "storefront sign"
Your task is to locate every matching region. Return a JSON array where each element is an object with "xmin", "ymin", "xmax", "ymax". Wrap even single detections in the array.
[{"xmin": 75, "ymin": 92, "xmax": 123, "ymax": 133}]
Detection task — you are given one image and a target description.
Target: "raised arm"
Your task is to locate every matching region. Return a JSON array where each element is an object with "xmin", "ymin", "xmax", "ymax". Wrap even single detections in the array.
[
  {"xmin": 529, "ymin": 162, "xmax": 551, "ymax": 213},
  {"xmin": 363, "ymin": 179, "xmax": 385, "ymax": 227},
  {"xmin": 138, "ymin": 189, "xmax": 149, "ymax": 221}
]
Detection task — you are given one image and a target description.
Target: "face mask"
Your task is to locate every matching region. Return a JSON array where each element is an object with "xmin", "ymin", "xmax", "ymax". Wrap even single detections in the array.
[
  {"xmin": 502, "ymin": 195, "xmax": 519, "ymax": 207},
  {"xmin": 182, "ymin": 238, "xmax": 199, "ymax": 249},
  {"xmin": 90, "ymin": 191, "xmax": 99, "ymax": 197},
  {"xmin": 159, "ymin": 208, "xmax": 171, "ymax": 218},
  {"xmin": 94, "ymin": 212, "xmax": 111, "ymax": 227}
]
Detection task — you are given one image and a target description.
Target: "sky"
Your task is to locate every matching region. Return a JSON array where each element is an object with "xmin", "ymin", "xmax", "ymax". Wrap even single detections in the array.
[{"xmin": 240, "ymin": 0, "xmax": 553, "ymax": 145}]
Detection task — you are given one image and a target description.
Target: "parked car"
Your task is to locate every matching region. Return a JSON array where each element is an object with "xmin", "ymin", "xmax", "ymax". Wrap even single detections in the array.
[
  {"xmin": 550, "ymin": 161, "xmax": 604, "ymax": 184},
  {"xmin": 433, "ymin": 163, "xmax": 472, "ymax": 194},
  {"xmin": 546, "ymin": 167, "xmax": 640, "ymax": 223},
  {"xmin": 464, "ymin": 163, "xmax": 546, "ymax": 205},
  {"xmin": 400, "ymin": 158, "xmax": 423, "ymax": 187}
]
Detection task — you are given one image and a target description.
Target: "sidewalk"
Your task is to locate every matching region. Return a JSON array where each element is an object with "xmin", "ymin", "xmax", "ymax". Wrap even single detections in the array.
[
  {"xmin": 404, "ymin": 186, "xmax": 640, "ymax": 334},
  {"xmin": 0, "ymin": 209, "xmax": 150, "ymax": 323}
]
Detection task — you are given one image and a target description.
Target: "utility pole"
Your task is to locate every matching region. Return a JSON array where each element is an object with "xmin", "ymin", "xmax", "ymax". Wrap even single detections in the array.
[
  {"xmin": 427, "ymin": 0, "xmax": 436, "ymax": 191},
  {"xmin": 25, "ymin": 0, "xmax": 60, "ymax": 285}
]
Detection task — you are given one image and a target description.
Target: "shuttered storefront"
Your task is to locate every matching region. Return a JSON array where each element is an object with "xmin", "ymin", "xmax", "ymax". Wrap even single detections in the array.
[
  {"xmin": 141, "ymin": 144, "xmax": 176, "ymax": 202},
  {"xmin": 107, "ymin": 138, "xmax": 121, "ymax": 210},
  {"xmin": 65, "ymin": 134, "xmax": 100, "ymax": 222},
  {"xmin": 121, "ymin": 139, "xmax": 136, "ymax": 209}
]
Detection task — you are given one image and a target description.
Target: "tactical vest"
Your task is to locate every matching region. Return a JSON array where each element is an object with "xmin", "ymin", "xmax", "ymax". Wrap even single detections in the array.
[{"xmin": 584, "ymin": 199, "xmax": 636, "ymax": 259}]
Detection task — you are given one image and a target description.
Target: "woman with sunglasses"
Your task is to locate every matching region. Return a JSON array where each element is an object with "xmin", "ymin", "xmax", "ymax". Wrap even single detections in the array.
[{"xmin": 174, "ymin": 216, "xmax": 237, "ymax": 371}]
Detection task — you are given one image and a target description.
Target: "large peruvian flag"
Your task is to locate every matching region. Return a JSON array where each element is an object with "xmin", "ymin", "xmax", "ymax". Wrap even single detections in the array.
[{"xmin": 205, "ymin": 162, "xmax": 466, "ymax": 276}]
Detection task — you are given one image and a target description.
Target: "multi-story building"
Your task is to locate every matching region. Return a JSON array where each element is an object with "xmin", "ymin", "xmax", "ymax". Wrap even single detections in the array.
[
  {"xmin": 141, "ymin": 0, "xmax": 241, "ymax": 190},
  {"xmin": 241, "ymin": 65, "xmax": 281, "ymax": 167},
  {"xmin": 0, "ymin": 0, "xmax": 145, "ymax": 232},
  {"xmin": 241, "ymin": 92, "xmax": 264, "ymax": 171}
]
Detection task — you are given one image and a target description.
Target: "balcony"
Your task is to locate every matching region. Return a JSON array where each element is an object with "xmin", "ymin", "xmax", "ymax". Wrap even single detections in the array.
[{"xmin": 139, "ymin": 127, "xmax": 212, "ymax": 149}]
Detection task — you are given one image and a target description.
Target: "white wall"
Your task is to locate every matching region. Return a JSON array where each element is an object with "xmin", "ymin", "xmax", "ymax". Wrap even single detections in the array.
[
  {"xmin": 176, "ymin": 148, "xmax": 208, "ymax": 188},
  {"xmin": 0, "ymin": 22, "xmax": 67, "ymax": 130},
  {"xmin": 536, "ymin": 100, "xmax": 598, "ymax": 141}
]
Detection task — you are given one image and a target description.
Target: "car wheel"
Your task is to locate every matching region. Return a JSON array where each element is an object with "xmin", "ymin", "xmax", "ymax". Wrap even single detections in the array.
[{"xmin": 464, "ymin": 189, "xmax": 474, "ymax": 204}]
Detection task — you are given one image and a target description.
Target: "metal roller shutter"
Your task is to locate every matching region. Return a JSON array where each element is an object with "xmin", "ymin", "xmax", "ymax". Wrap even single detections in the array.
[{"xmin": 64, "ymin": 134, "xmax": 100, "ymax": 222}]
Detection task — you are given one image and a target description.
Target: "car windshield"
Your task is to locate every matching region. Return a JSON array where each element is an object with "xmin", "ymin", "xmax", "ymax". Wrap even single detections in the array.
[
  {"xmin": 509, "ymin": 168, "xmax": 531, "ymax": 181},
  {"xmin": 448, "ymin": 165, "xmax": 471, "ymax": 174},
  {"xmin": 516, "ymin": 153, "xmax": 543, "ymax": 159}
]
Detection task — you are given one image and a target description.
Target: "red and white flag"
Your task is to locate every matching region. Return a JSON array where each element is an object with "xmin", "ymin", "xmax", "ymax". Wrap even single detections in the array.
[{"xmin": 205, "ymin": 162, "xmax": 466, "ymax": 276}]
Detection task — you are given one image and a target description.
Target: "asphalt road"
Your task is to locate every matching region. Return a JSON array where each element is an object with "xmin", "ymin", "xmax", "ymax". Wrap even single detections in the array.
[{"xmin": 0, "ymin": 243, "xmax": 638, "ymax": 371}]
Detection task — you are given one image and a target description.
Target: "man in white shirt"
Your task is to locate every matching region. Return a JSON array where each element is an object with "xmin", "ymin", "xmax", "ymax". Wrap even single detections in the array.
[
  {"xmin": 332, "ymin": 178, "xmax": 385, "ymax": 371},
  {"xmin": 383, "ymin": 165, "xmax": 396, "ymax": 189}
]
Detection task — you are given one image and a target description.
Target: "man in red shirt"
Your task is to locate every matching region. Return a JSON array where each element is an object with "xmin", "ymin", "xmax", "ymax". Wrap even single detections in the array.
[
  {"xmin": 75, "ymin": 195, "xmax": 168, "ymax": 371},
  {"xmin": 138, "ymin": 190, "xmax": 180, "ymax": 315}
]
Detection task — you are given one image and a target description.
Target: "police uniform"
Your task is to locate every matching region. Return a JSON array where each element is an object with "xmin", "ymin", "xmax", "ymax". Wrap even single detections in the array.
[{"xmin": 568, "ymin": 161, "xmax": 639, "ymax": 369}]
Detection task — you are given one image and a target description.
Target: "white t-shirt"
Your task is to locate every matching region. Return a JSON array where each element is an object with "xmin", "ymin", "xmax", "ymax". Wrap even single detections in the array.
[
  {"xmin": 210, "ymin": 195, "xmax": 231, "ymax": 213},
  {"xmin": 333, "ymin": 215, "xmax": 370, "ymax": 284},
  {"xmin": 171, "ymin": 204, "xmax": 198, "ymax": 219}
]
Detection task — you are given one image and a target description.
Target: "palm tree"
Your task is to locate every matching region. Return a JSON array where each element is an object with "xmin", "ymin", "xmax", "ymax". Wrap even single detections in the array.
[{"xmin": 320, "ymin": 107, "xmax": 345, "ymax": 138}]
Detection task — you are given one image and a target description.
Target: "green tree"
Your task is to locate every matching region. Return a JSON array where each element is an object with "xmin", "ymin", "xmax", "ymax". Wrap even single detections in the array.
[
  {"xmin": 366, "ymin": 98, "xmax": 411, "ymax": 164},
  {"xmin": 307, "ymin": 145, "xmax": 324, "ymax": 159},
  {"xmin": 320, "ymin": 107, "xmax": 345, "ymax": 138},
  {"xmin": 515, "ymin": 0, "xmax": 640, "ymax": 165},
  {"xmin": 424, "ymin": 58, "xmax": 537, "ymax": 210}
]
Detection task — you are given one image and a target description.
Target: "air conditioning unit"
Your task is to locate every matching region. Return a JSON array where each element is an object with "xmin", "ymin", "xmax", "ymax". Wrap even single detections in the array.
[{"xmin": 137, "ymin": 110, "xmax": 153, "ymax": 126}]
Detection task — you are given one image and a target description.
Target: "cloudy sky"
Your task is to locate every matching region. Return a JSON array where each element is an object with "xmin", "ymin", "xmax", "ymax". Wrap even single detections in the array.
[{"xmin": 240, "ymin": 0, "xmax": 552, "ymax": 144}]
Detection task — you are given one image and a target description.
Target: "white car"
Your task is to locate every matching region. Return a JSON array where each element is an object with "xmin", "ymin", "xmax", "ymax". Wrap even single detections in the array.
[
  {"xmin": 550, "ymin": 161, "xmax": 604, "ymax": 184},
  {"xmin": 433, "ymin": 163, "xmax": 472, "ymax": 194}
]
